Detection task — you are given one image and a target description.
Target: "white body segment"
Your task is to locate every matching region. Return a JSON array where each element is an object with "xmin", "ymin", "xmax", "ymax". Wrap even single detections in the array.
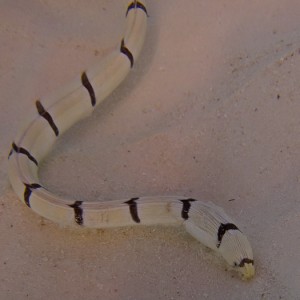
[{"xmin": 7, "ymin": 1, "xmax": 254, "ymax": 280}]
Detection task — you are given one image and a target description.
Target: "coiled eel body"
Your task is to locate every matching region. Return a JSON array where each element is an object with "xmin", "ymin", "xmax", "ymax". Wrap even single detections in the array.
[{"xmin": 7, "ymin": 1, "xmax": 255, "ymax": 280}]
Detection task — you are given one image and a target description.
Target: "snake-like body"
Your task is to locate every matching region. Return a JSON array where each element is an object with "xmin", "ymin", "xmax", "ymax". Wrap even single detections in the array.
[{"xmin": 7, "ymin": 1, "xmax": 255, "ymax": 279}]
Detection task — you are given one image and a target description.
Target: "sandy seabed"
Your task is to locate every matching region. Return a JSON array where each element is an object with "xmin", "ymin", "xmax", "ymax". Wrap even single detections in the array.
[{"xmin": 1, "ymin": 1, "xmax": 300, "ymax": 299}]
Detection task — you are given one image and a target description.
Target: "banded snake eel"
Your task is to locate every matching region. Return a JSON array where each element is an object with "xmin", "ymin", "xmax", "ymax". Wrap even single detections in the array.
[{"xmin": 7, "ymin": 0, "xmax": 255, "ymax": 280}]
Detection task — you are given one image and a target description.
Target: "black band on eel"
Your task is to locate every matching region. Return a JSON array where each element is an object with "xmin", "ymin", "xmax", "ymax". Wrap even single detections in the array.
[
  {"xmin": 68, "ymin": 201, "xmax": 84, "ymax": 225},
  {"xmin": 217, "ymin": 223, "xmax": 240, "ymax": 248},
  {"xmin": 125, "ymin": 197, "xmax": 140, "ymax": 223},
  {"xmin": 9, "ymin": 142, "xmax": 38, "ymax": 166},
  {"xmin": 126, "ymin": 1, "xmax": 148, "ymax": 17},
  {"xmin": 24, "ymin": 183, "xmax": 42, "ymax": 208},
  {"xmin": 36, "ymin": 100, "xmax": 59, "ymax": 136},
  {"xmin": 81, "ymin": 72, "xmax": 96, "ymax": 107},
  {"xmin": 179, "ymin": 199, "xmax": 197, "ymax": 220},
  {"xmin": 120, "ymin": 39, "xmax": 134, "ymax": 68}
]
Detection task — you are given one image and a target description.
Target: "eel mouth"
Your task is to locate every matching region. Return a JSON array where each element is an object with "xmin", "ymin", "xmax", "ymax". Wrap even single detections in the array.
[{"xmin": 239, "ymin": 259, "xmax": 255, "ymax": 280}]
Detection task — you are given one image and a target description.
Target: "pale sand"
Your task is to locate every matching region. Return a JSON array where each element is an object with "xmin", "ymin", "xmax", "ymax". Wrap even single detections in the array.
[{"xmin": 1, "ymin": 1, "xmax": 300, "ymax": 299}]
